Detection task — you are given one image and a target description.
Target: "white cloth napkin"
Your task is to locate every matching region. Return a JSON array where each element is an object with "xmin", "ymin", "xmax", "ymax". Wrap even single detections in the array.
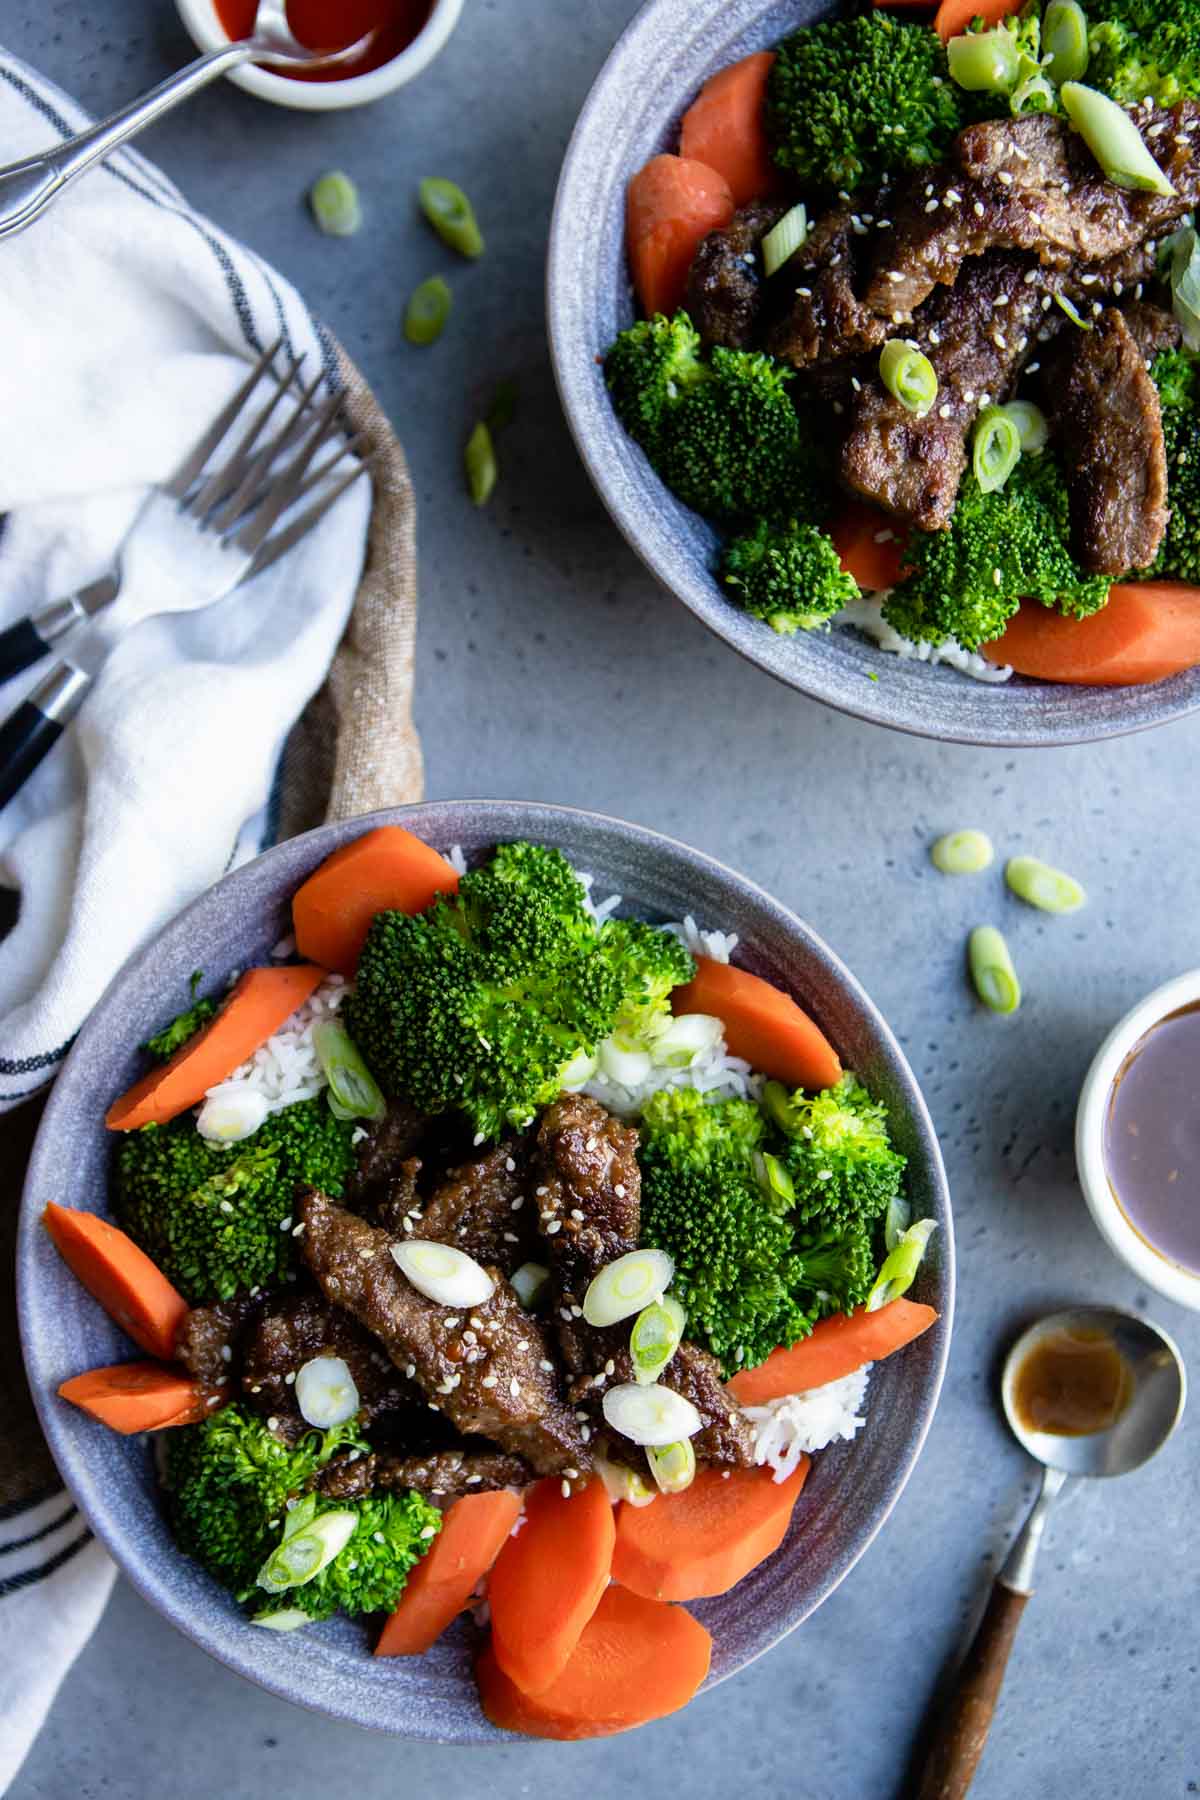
[{"xmin": 0, "ymin": 49, "xmax": 371, "ymax": 1794}]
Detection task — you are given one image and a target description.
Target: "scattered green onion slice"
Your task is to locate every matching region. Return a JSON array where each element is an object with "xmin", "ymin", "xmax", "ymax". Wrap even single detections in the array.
[
  {"xmin": 931, "ymin": 829, "xmax": 995, "ymax": 876},
  {"xmin": 258, "ymin": 1511, "xmax": 357, "ymax": 1594},
  {"xmin": 1003, "ymin": 399, "xmax": 1049, "ymax": 452},
  {"xmin": 947, "ymin": 27, "xmax": 1022, "ymax": 95},
  {"xmin": 1053, "ymin": 291, "xmax": 1094, "ymax": 331},
  {"xmin": 969, "ymin": 925, "xmax": 1022, "ymax": 1015},
  {"xmin": 879, "ymin": 340, "xmax": 938, "ymax": 419},
  {"xmin": 1169, "ymin": 227, "xmax": 1200, "ymax": 353},
  {"xmin": 418, "ymin": 177, "xmax": 484, "ymax": 258},
  {"xmin": 630, "ymin": 1295, "xmax": 687, "ymax": 1385},
  {"xmin": 196, "ymin": 1084, "xmax": 270, "ymax": 1145},
  {"xmin": 761, "ymin": 1079, "xmax": 796, "ymax": 1135},
  {"xmin": 761, "ymin": 202, "xmax": 808, "ymax": 278},
  {"xmin": 295, "ymin": 1355, "xmax": 360, "ymax": 1430},
  {"xmin": 558, "ymin": 1046, "xmax": 598, "ymax": 1088},
  {"xmin": 647, "ymin": 1439, "xmax": 696, "ymax": 1495},
  {"xmin": 884, "ymin": 1194, "xmax": 912, "ymax": 1256},
  {"xmin": 594, "ymin": 1451, "xmax": 656, "ymax": 1506},
  {"xmin": 597, "ymin": 1036, "xmax": 653, "ymax": 1089},
  {"xmin": 465, "ymin": 420, "xmax": 497, "ymax": 507},
  {"xmin": 312, "ymin": 1021, "xmax": 386, "ymax": 1122},
  {"xmin": 602, "ymin": 1381, "xmax": 703, "ymax": 1448},
  {"xmin": 404, "ymin": 275, "xmax": 452, "ymax": 346},
  {"xmin": 485, "ymin": 380, "xmax": 519, "ymax": 435},
  {"xmin": 251, "ymin": 1608, "xmax": 311, "ymax": 1631},
  {"xmin": 1042, "ymin": 0, "xmax": 1089, "ymax": 84},
  {"xmin": 583, "ymin": 1249, "xmax": 674, "ymax": 1328},
  {"xmin": 392, "ymin": 1240, "xmax": 495, "ymax": 1308},
  {"xmin": 309, "ymin": 171, "xmax": 361, "ymax": 238},
  {"xmin": 281, "ymin": 1494, "xmax": 318, "ymax": 1542},
  {"xmin": 650, "ymin": 1012, "xmax": 723, "ymax": 1069},
  {"xmin": 511, "ymin": 1261, "xmax": 551, "ymax": 1310},
  {"xmin": 1004, "ymin": 855, "xmax": 1087, "ymax": 913},
  {"xmin": 753, "ymin": 1149, "xmax": 796, "ymax": 1209},
  {"xmin": 1011, "ymin": 71, "xmax": 1057, "ymax": 116},
  {"xmin": 867, "ymin": 1219, "xmax": 937, "ymax": 1313},
  {"xmin": 1060, "ymin": 82, "xmax": 1175, "ymax": 197},
  {"xmin": 973, "ymin": 406, "xmax": 1022, "ymax": 493}
]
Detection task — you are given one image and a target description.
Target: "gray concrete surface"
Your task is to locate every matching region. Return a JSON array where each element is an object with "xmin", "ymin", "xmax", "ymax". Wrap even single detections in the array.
[{"xmin": 7, "ymin": 4, "xmax": 1200, "ymax": 1796}]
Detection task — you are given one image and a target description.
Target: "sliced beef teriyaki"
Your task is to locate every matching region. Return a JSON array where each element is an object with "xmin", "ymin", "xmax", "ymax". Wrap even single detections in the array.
[
  {"xmin": 1121, "ymin": 299, "xmax": 1182, "ymax": 363},
  {"xmin": 685, "ymin": 200, "xmax": 787, "ymax": 349},
  {"xmin": 240, "ymin": 1292, "xmax": 426, "ymax": 1440},
  {"xmin": 765, "ymin": 201, "xmax": 892, "ymax": 369},
  {"xmin": 413, "ymin": 1141, "xmax": 535, "ymax": 1275},
  {"xmin": 317, "ymin": 1445, "xmax": 530, "ymax": 1502},
  {"xmin": 344, "ymin": 1099, "xmax": 427, "ymax": 1202},
  {"xmin": 174, "ymin": 1296, "xmax": 261, "ymax": 1389}
]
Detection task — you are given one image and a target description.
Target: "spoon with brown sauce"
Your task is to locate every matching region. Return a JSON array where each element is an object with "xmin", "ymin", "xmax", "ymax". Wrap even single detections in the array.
[{"xmin": 914, "ymin": 1305, "xmax": 1186, "ymax": 1800}]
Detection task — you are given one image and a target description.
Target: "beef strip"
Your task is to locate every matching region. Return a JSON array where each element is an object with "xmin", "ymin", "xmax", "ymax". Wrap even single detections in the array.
[
  {"xmin": 344, "ymin": 1099, "xmax": 427, "ymax": 1202},
  {"xmin": 1047, "ymin": 306, "xmax": 1170, "ymax": 576},
  {"xmin": 685, "ymin": 200, "xmax": 787, "ymax": 349},
  {"xmin": 174, "ymin": 1296, "xmax": 260, "ymax": 1389},
  {"xmin": 300, "ymin": 1190, "xmax": 590, "ymax": 1479},
  {"xmin": 412, "ymin": 1141, "xmax": 536, "ymax": 1275},
  {"xmin": 1122, "ymin": 298, "xmax": 1182, "ymax": 363},
  {"xmin": 535, "ymin": 1095, "xmax": 754, "ymax": 1469},
  {"xmin": 317, "ymin": 1445, "xmax": 530, "ymax": 1502},
  {"xmin": 240, "ymin": 1291, "xmax": 427, "ymax": 1441},
  {"xmin": 373, "ymin": 1156, "xmax": 423, "ymax": 1237},
  {"xmin": 765, "ymin": 200, "xmax": 892, "ymax": 369}
]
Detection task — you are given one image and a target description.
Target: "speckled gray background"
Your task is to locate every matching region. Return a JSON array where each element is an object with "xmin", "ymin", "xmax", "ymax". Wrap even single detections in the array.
[{"xmin": 5, "ymin": 2, "xmax": 1200, "ymax": 1797}]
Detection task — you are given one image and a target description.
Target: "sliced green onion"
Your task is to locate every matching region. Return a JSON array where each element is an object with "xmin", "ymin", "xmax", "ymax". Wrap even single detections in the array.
[
  {"xmin": 602, "ymin": 1381, "xmax": 703, "ymax": 1448},
  {"xmin": 647, "ymin": 1439, "xmax": 696, "ymax": 1495},
  {"xmin": 404, "ymin": 275, "xmax": 452, "ymax": 346},
  {"xmin": 973, "ymin": 406, "xmax": 1022, "ymax": 493},
  {"xmin": 309, "ymin": 171, "xmax": 361, "ymax": 238},
  {"xmin": 196, "ymin": 1084, "xmax": 269, "ymax": 1145},
  {"xmin": 251, "ymin": 1608, "xmax": 311, "ymax": 1631},
  {"xmin": 650, "ymin": 1012, "xmax": 723, "ymax": 1069},
  {"xmin": 879, "ymin": 340, "xmax": 938, "ymax": 419},
  {"xmin": 258, "ymin": 1511, "xmax": 357, "ymax": 1593},
  {"xmin": 464, "ymin": 420, "xmax": 497, "ymax": 507},
  {"xmin": 1004, "ymin": 855, "xmax": 1087, "ymax": 913},
  {"xmin": 1002, "ymin": 399, "xmax": 1049, "ymax": 453},
  {"xmin": 629, "ymin": 1295, "xmax": 687, "ymax": 1385},
  {"xmin": 761, "ymin": 203, "xmax": 808, "ymax": 278},
  {"xmin": 947, "ymin": 28, "xmax": 1022, "ymax": 95},
  {"xmin": 594, "ymin": 1452, "xmax": 656, "ymax": 1507},
  {"xmin": 312, "ymin": 1021, "xmax": 386, "ymax": 1122},
  {"xmin": 281, "ymin": 1494, "xmax": 318, "ymax": 1542},
  {"xmin": 418, "ymin": 177, "xmax": 484, "ymax": 258},
  {"xmin": 753, "ymin": 1149, "xmax": 796, "ymax": 1209},
  {"xmin": 583, "ymin": 1249, "xmax": 674, "ymax": 1328},
  {"xmin": 295, "ymin": 1355, "xmax": 360, "ymax": 1430},
  {"xmin": 1060, "ymin": 82, "xmax": 1174, "ymax": 196},
  {"xmin": 1043, "ymin": 0, "xmax": 1089, "ymax": 84},
  {"xmin": 884, "ymin": 1194, "xmax": 912, "ymax": 1255},
  {"xmin": 1169, "ymin": 227, "xmax": 1200, "ymax": 353},
  {"xmin": 597, "ymin": 1036, "xmax": 653, "ymax": 1088},
  {"xmin": 485, "ymin": 380, "xmax": 519, "ymax": 435},
  {"xmin": 1011, "ymin": 71, "xmax": 1057, "ymax": 116},
  {"xmin": 511, "ymin": 1261, "xmax": 551, "ymax": 1310},
  {"xmin": 761, "ymin": 1079, "xmax": 796, "ymax": 1135},
  {"xmin": 392, "ymin": 1240, "xmax": 495, "ymax": 1308},
  {"xmin": 930, "ymin": 829, "xmax": 995, "ymax": 876},
  {"xmin": 968, "ymin": 926, "xmax": 1021, "ymax": 1015},
  {"xmin": 1053, "ymin": 291, "xmax": 1094, "ymax": 331},
  {"xmin": 867, "ymin": 1219, "xmax": 937, "ymax": 1313},
  {"xmin": 558, "ymin": 1046, "xmax": 598, "ymax": 1088}
]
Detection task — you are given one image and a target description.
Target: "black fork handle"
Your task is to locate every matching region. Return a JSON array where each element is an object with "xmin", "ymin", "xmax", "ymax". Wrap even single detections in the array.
[
  {"xmin": 0, "ymin": 617, "xmax": 51, "ymax": 684},
  {"xmin": 0, "ymin": 664, "xmax": 90, "ymax": 808}
]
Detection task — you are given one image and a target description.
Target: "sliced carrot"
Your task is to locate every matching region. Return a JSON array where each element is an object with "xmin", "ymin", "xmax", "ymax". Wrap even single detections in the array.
[
  {"xmin": 830, "ymin": 500, "xmax": 909, "ymax": 592},
  {"xmin": 375, "ymin": 1490, "xmax": 524, "ymax": 1657},
  {"xmin": 43, "ymin": 1203, "xmax": 190, "ymax": 1359},
  {"xmin": 672, "ymin": 956, "xmax": 842, "ymax": 1093},
  {"xmin": 292, "ymin": 825, "xmax": 460, "ymax": 974},
  {"xmin": 728, "ymin": 1298, "xmax": 939, "ymax": 1406},
  {"xmin": 486, "ymin": 1477, "xmax": 615, "ymax": 1696},
  {"xmin": 934, "ymin": 0, "xmax": 1022, "ymax": 40},
  {"xmin": 105, "ymin": 964, "xmax": 325, "ymax": 1131},
  {"xmin": 476, "ymin": 1584, "xmax": 711, "ymax": 1740},
  {"xmin": 679, "ymin": 52, "xmax": 778, "ymax": 209},
  {"xmin": 612, "ymin": 1462, "xmax": 808, "ymax": 1602},
  {"xmin": 984, "ymin": 584, "xmax": 1200, "ymax": 687},
  {"xmin": 626, "ymin": 154, "xmax": 734, "ymax": 319},
  {"xmin": 58, "ymin": 1361, "xmax": 209, "ymax": 1433}
]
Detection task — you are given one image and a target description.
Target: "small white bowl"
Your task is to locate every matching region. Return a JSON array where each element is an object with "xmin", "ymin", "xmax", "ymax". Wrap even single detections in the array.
[
  {"xmin": 175, "ymin": 0, "xmax": 463, "ymax": 111},
  {"xmin": 1076, "ymin": 968, "xmax": 1200, "ymax": 1312}
]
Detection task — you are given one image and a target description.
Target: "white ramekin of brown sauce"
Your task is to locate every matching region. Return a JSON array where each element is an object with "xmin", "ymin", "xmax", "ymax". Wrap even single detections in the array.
[{"xmin": 1077, "ymin": 970, "xmax": 1200, "ymax": 1312}]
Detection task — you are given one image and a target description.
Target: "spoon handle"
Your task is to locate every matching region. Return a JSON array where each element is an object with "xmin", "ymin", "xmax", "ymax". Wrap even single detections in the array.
[{"xmin": 913, "ymin": 1577, "xmax": 1029, "ymax": 1800}]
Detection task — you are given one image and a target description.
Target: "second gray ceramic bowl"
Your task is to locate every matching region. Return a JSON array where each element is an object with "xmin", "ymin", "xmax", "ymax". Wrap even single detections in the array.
[
  {"xmin": 546, "ymin": 0, "xmax": 1200, "ymax": 748},
  {"xmin": 19, "ymin": 800, "xmax": 952, "ymax": 1738}
]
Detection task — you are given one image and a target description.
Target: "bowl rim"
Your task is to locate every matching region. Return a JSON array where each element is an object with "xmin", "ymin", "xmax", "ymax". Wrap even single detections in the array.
[
  {"xmin": 18, "ymin": 798, "xmax": 953, "ymax": 1734},
  {"xmin": 544, "ymin": 0, "xmax": 1200, "ymax": 748},
  {"xmin": 1075, "ymin": 967, "xmax": 1200, "ymax": 1312},
  {"xmin": 173, "ymin": 0, "xmax": 464, "ymax": 111}
]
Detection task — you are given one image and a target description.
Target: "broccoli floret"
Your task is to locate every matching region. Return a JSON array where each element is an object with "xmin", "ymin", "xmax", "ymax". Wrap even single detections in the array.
[
  {"xmin": 1150, "ymin": 348, "xmax": 1200, "ymax": 583},
  {"xmin": 766, "ymin": 12, "xmax": 966, "ymax": 193},
  {"xmin": 1152, "ymin": 346, "xmax": 1199, "ymax": 414},
  {"xmin": 884, "ymin": 454, "xmax": 1111, "ymax": 650},
  {"xmin": 766, "ymin": 1075, "xmax": 905, "ymax": 1231},
  {"xmin": 604, "ymin": 312, "xmax": 707, "ymax": 460},
  {"xmin": 114, "ymin": 1099, "xmax": 358, "ymax": 1302},
  {"xmin": 142, "ymin": 970, "xmax": 218, "ymax": 1061},
  {"xmin": 163, "ymin": 1405, "xmax": 439, "ymax": 1619},
  {"xmin": 600, "ymin": 918, "xmax": 696, "ymax": 1048},
  {"xmin": 794, "ymin": 1221, "xmax": 876, "ymax": 1320},
  {"xmin": 721, "ymin": 518, "xmax": 860, "ymax": 636},
  {"xmin": 1088, "ymin": 3, "xmax": 1200, "ymax": 106}
]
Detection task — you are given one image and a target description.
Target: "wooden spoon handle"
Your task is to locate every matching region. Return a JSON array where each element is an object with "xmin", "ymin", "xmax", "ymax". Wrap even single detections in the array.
[{"xmin": 914, "ymin": 1578, "xmax": 1029, "ymax": 1800}]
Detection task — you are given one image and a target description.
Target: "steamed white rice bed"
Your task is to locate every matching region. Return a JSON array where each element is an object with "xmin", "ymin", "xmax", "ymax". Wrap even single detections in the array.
[
  {"xmin": 746, "ymin": 1366, "xmax": 872, "ymax": 1483},
  {"xmin": 203, "ymin": 973, "xmax": 347, "ymax": 1114}
]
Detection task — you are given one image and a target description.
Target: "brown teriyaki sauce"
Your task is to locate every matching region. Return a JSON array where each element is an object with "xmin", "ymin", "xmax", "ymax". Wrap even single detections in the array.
[
  {"xmin": 1013, "ymin": 1325, "xmax": 1133, "ymax": 1438},
  {"xmin": 1104, "ymin": 1001, "xmax": 1200, "ymax": 1276}
]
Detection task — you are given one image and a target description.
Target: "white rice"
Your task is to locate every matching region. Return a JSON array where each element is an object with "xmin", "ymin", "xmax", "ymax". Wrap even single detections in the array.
[
  {"xmin": 745, "ymin": 1366, "xmax": 872, "ymax": 1483},
  {"xmin": 837, "ymin": 593, "xmax": 1013, "ymax": 685},
  {"xmin": 203, "ymin": 973, "xmax": 347, "ymax": 1114}
]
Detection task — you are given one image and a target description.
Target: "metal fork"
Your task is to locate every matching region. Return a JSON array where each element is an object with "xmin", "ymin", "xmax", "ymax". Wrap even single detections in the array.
[{"xmin": 0, "ymin": 340, "xmax": 370, "ymax": 810}]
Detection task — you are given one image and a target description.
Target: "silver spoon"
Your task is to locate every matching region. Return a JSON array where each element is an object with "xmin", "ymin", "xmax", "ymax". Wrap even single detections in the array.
[
  {"xmin": 0, "ymin": 0, "xmax": 373, "ymax": 241},
  {"xmin": 915, "ymin": 1305, "xmax": 1186, "ymax": 1800}
]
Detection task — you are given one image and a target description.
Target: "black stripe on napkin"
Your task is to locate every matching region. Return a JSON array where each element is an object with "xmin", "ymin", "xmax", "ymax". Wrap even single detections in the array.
[
  {"xmin": 0, "ymin": 1529, "xmax": 92, "ymax": 1598},
  {"xmin": 0, "ymin": 1483, "xmax": 64, "ymax": 1524},
  {"xmin": 0, "ymin": 1503, "xmax": 77, "ymax": 1556}
]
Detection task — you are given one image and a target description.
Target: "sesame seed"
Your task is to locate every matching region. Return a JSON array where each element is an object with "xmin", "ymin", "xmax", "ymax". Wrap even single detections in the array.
[
  {"xmin": 939, "ymin": 403, "xmax": 952, "ymax": 419},
  {"xmin": 891, "ymin": 311, "xmax": 904, "ymax": 325},
  {"xmin": 973, "ymin": 200, "xmax": 985, "ymax": 218},
  {"xmin": 993, "ymin": 568, "xmax": 1003, "ymax": 587},
  {"xmin": 1113, "ymin": 280, "xmax": 1124, "ymax": 296},
  {"xmin": 571, "ymin": 1305, "xmax": 583, "ymax": 1319},
  {"xmin": 482, "ymin": 1374, "xmax": 498, "ymax": 1388},
  {"xmin": 874, "ymin": 528, "xmax": 895, "ymax": 544},
  {"xmin": 473, "ymin": 1132, "xmax": 485, "ymax": 1146},
  {"xmin": 581, "ymin": 1423, "xmax": 592, "ymax": 1443},
  {"xmin": 1042, "ymin": 295, "xmax": 1052, "ymax": 311},
  {"xmin": 1080, "ymin": 273, "xmax": 1096, "ymax": 286},
  {"xmin": 585, "ymin": 1137, "xmax": 598, "ymax": 1152},
  {"xmin": 539, "ymin": 1357, "xmax": 554, "ymax": 1371},
  {"xmin": 510, "ymin": 1378, "xmax": 521, "ymax": 1398},
  {"xmin": 503, "ymin": 1231, "xmax": 519, "ymax": 1243},
  {"xmin": 419, "ymin": 1525, "xmax": 438, "ymax": 1539},
  {"xmin": 402, "ymin": 1217, "xmax": 414, "ymax": 1233},
  {"xmin": 796, "ymin": 284, "xmax": 812, "ymax": 298},
  {"xmin": 877, "ymin": 218, "xmax": 892, "ymax": 229},
  {"xmin": 571, "ymin": 1208, "xmax": 585, "ymax": 1222},
  {"xmin": 1024, "ymin": 269, "xmax": 1037, "ymax": 285},
  {"xmin": 428, "ymin": 1402, "xmax": 440, "ymax": 1412},
  {"xmin": 546, "ymin": 1220, "xmax": 562, "ymax": 1235},
  {"xmin": 561, "ymin": 1480, "xmax": 571, "ymax": 1498},
  {"xmin": 1092, "ymin": 301, "xmax": 1102, "ymax": 317},
  {"xmin": 851, "ymin": 376, "xmax": 863, "ymax": 392},
  {"xmin": 605, "ymin": 1359, "xmax": 616, "ymax": 1376},
  {"xmin": 292, "ymin": 1221, "xmax": 306, "ymax": 1237},
  {"xmin": 219, "ymin": 1200, "xmax": 234, "ymax": 1215},
  {"xmin": 993, "ymin": 332, "xmax": 1007, "ymax": 349},
  {"xmin": 466, "ymin": 1473, "xmax": 483, "ymax": 1485},
  {"xmin": 279, "ymin": 1216, "xmax": 292, "ymax": 1232},
  {"xmin": 267, "ymin": 1416, "xmax": 279, "ymax": 1430},
  {"xmin": 565, "ymin": 1467, "xmax": 580, "ymax": 1480},
  {"xmin": 614, "ymin": 1183, "xmax": 626, "ymax": 1198},
  {"xmin": 928, "ymin": 329, "xmax": 941, "ymax": 347},
  {"xmin": 406, "ymin": 1363, "xmax": 416, "ymax": 1378},
  {"xmin": 284, "ymin": 1371, "xmax": 295, "ymax": 1385},
  {"xmin": 963, "ymin": 389, "xmax": 975, "ymax": 404},
  {"xmin": 535, "ymin": 1186, "xmax": 548, "ymax": 1198},
  {"xmin": 945, "ymin": 187, "xmax": 962, "ymax": 204},
  {"xmin": 517, "ymin": 1338, "xmax": 530, "ymax": 1352},
  {"xmin": 997, "ymin": 170, "xmax": 1014, "ymax": 186},
  {"xmin": 833, "ymin": 401, "xmax": 844, "ymax": 415},
  {"xmin": 886, "ymin": 269, "xmax": 903, "ymax": 284},
  {"xmin": 1026, "ymin": 360, "xmax": 1040, "ymax": 374}
]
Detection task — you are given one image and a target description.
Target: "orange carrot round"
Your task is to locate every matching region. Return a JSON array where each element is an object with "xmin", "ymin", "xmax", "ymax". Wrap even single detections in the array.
[
  {"xmin": 487, "ymin": 1477, "xmax": 615, "ymax": 1696},
  {"xmin": 58, "ymin": 1361, "xmax": 210, "ymax": 1433},
  {"xmin": 105, "ymin": 964, "xmax": 325, "ymax": 1131},
  {"xmin": 612, "ymin": 1461, "xmax": 809, "ymax": 1602},
  {"xmin": 934, "ymin": 0, "xmax": 1022, "ymax": 40},
  {"xmin": 679, "ymin": 52, "xmax": 778, "ymax": 209},
  {"xmin": 830, "ymin": 501, "xmax": 909, "ymax": 592},
  {"xmin": 292, "ymin": 825, "xmax": 460, "ymax": 974},
  {"xmin": 43, "ymin": 1203, "xmax": 190, "ymax": 1359},
  {"xmin": 375, "ymin": 1490, "xmax": 524, "ymax": 1657},
  {"xmin": 985, "ymin": 584, "xmax": 1200, "ymax": 687},
  {"xmin": 626, "ymin": 155, "xmax": 734, "ymax": 319},
  {"xmin": 728, "ymin": 1298, "xmax": 939, "ymax": 1406},
  {"xmin": 672, "ymin": 956, "xmax": 842, "ymax": 1092},
  {"xmin": 476, "ymin": 1584, "xmax": 712, "ymax": 1739}
]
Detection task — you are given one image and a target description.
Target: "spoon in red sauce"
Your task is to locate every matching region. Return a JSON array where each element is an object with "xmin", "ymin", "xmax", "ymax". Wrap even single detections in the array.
[
  {"xmin": 0, "ymin": 0, "xmax": 375, "ymax": 241},
  {"xmin": 214, "ymin": 0, "xmax": 433, "ymax": 83}
]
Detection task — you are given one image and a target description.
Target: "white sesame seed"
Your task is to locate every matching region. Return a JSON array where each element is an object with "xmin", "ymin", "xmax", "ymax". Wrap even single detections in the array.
[
  {"xmin": 1024, "ymin": 268, "xmax": 1037, "ymax": 285},
  {"xmin": 613, "ymin": 1183, "xmax": 626, "ymax": 1198},
  {"xmin": 535, "ymin": 1186, "xmax": 548, "ymax": 1198},
  {"xmin": 473, "ymin": 1132, "xmax": 485, "ymax": 1146},
  {"xmin": 605, "ymin": 1359, "xmax": 616, "ymax": 1376},
  {"xmin": 1026, "ymin": 360, "xmax": 1040, "ymax": 374},
  {"xmin": 571, "ymin": 1209, "xmax": 585, "ymax": 1222},
  {"xmin": 503, "ymin": 1231, "xmax": 519, "ymax": 1243},
  {"xmin": 546, "ymin": 1220, "xmax": 562, "ymax": 1235},
  {"xmin": 1113, "ymin": 280, "xmax": 1124, "ymax": 296},
  {"xmin": 928, "ymin": 328, "xmax": 941, "ymax": 347},
  {"xmin": 585, "ymin": 1137, "xmax": 598, "ymax": 1152},
  {"xmin": 419, "ymin": 1524, "xmax": 438, "ymax": 1539},
  {"xmin": 997, "ymin": 170, "xmax": 1014, "ymax": 186},
  {"xmin": 796, "ymin": 284, "xmax": 812, "ymax": 298},
  {"xmin": 510, "ymin": 1195, "xmax": 524, "ymax": 1212},
  {"xmin": 993, "ymin": 332, "xmax": 1008, "ymax": 349},
  {"xmin": 402, "ymin": 1216, "xmax": 414, "ymax": 1233},
  {"xmin": 561, "ymin": 1480, "xmax": 571, "ymax": 1498},
  {"xmin": 1092, "ymin": 301, "xmax": 1102, "ymax": 317},
  {"xmin": 833, "ymin": 400, "xmax": 844, "ymax": 415},
  {"xmin": 993, "ymin": 568, "xmax": 1003, "ymax": 588},
  {"xmin": 851, "ymin": 375, "xmax": 863, "ymax": 392},
  {"xmin": 874, "ymin": 528, "xmax": 895, "ymax": 544},
  {"xmin": 887, "ymin": 269, "xmax": 904, "ymax": 284},
  {"xmin": 267, "ymin": 1416, "xmax": 279, "ymax": 1430},
  {"xmin": 945, "ymin": 187, "xmax": 962, "ymax": 204},
  {"xmin": 963, "ymin": 389, "xmax": 975, "ymax": 404},
  {"xmin": 576, "ymin": 1409, "xmax": 589, "ymax": 1421},
  {"xmin": 973, "ymin": 200, "xmax": 985, "ymax": 217},
  {"xmin": 292, "ymin": 1221, "xmax": 306, "ymax": 1237},
  {"xmin": 510, "ymin": 1378, "xmax": 521, "ymax": 1398},
  {"xmin": 482, "ymin": 1374, "xmax": 498, "ymax": 1389},
  {"xmin": 581, "ymin": 1424, "xmax": 591, "ymax": 1442},
  {"xmin": 284, "ymin": 1371, "xmax": 295, "ymax": 1385},
  {"xmin": 891, "ymin": 311, "xmax": 904, "ymax": 325},
  {"xmin": 571, "ymin": 1305, "xmax": 583, "ymax": 1319},
  {"xmin": 539, "ymin": 1358, "xmax": 554, "ymax": 1371},
  {"xmin": 279, "ymin": 1216, "xmax": 292, "ymax": 1232},
  {"xmin": 219, "ymin": 1200, "xmax": 234, "ymax": 1215},
  {"xmin": 939, "ymin": 403, "xmax": 952, "ymax": 419},
  {"xmin": 925, "ymin": 199, "xmax": 940, "ymax": 214}
]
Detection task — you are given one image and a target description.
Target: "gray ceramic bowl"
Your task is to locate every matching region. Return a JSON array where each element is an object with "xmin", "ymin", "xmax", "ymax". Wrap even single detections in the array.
[
  {"xmin": 546, "ymin": 0, "xmax": 1200, "ymax": 747},
  {"xmin": 18, "ymin": 800, "xmax": 952, "ymax": 1739}
]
